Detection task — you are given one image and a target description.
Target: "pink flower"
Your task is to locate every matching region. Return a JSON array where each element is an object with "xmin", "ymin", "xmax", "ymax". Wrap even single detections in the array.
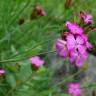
[
  {"xmin": 66, "ymin": 21, "xmax": 84, "ymax": 35},
  {"xmin": 56, "ymin": 20, "xmax": 93, "ymax": 67},
  {"xmin": 68, "ymin": 83, "xmax": 81, "ymax": 96},
  {"xmin": 66, "ymin": 34, "xmax": 85, "ymax": 51},
  {"xmin": 0, "ymin": 69, "xmax": 5, "ymax": 76},
  {"xmin": 56, "ymin": 39, "xmax": 68, "ymax": 58},
  {"xmin": 30, "ymin": 56, "xmax": 44, "ymax": 68},
  {"xmin": 79, "ymin": 11, "xmax": 93, "ymax": 24},
  {"xmin": 66, "ymin": 34, "xmax": 87, "ymax": 55},
  {"xmin": 66, "ymin": 34, "xmax": 88, "ymax": 67}
]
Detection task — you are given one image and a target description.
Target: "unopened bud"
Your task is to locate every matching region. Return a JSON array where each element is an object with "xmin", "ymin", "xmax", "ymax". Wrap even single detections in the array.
[
  {"xmin": 65, "ymin": 0, "xmax": 73, "ymax": 9},
  {"xmin": 30, "ymin": 4, "xmax": 46, "ymax": 20}
]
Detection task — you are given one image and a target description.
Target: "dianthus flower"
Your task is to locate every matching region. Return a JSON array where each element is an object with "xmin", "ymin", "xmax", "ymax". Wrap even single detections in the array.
[
  {"xmin": 56, "ymin": 20, "xmax": 93, "ymax": 67},
  {"xmin": 79, "ymin": 11, "xmax": 93, "ymax": 24},
  {"xmin": 56, "ymin": 33, "xmax": 92, "ymax": 67},
  {"xmin": 66, "ymin": 34, "xmax": 89, "ymax": 67},
  {"xmin": 30, "ymin": 56, "xmax": 44, "ymax": 68},
  {"xmin": 68, "ymin": 83, "xmax": 81, "ymax": 96},
  {"xmin": 0, "ymin": 69, "xmax": 5, "ymax": 76}
]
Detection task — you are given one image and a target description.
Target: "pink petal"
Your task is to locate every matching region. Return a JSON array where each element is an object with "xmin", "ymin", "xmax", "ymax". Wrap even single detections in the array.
[
  {"xmin": 67, "ymin": 34, "xmax": 76, "ymax": 51},
  {"xmin": 68, "ymin": 88, "xmax": 74, "ymax": 94},
  {"xmin": 76, "ymin": 35, "xmax": 84, "ymax": 44},
  {"xmin": 73, "ymin": 83, "xmax": 80, "ymax": 88},
  {"xmin": 36, "ymin": 60, "xmax": 45, "ymax": 67},
  {"xmin": 77, "ymin": 45, "xmax": 87, "ymax": 58},
  {"xmin": 84, "ymin": 14, "xmax": 93, "ymax": 24},
  {"xmin": 0, "ymin": 69, "xmax": 5, "ymax": 74},
  {"xmin": 80, "ymin": 34, "xmax": 92, "ymax": 50},
  {"xmin": 86, "ymin": 42, "xmax": 93, "ymax": 50},
  {"xmin": 69, "ymin": 49, "xmax": 78, "ymax": 63},
  {"xmin": 30, "ymin": 56, "xmax": 40, "ymax": 64},
  {"xmin": 66, "ymin": 21, "xmax": 83, "ymax": 35},
  {"xmin": 56, "ymin": 39, "xmax": 68, "ymax": 57},
  {"xmin": 73, "ymin": 89, "xmax": 81, "ymax": 96},
  {"xmin": 81, "ymin": 34, "xmax": 88, "ymax": 42},
  {"xmin": 30, "ymin": 56, "xmax": 44, "ymax": 68},
  {"xmin": 76, "ymin": 55, "xmax": 84, "ymax": 67},
  {"xmin": 68, "ymin": 83, "xmax": 81, "ymax": 96},
  {"xmin": 79, "ymin": 11, "xmax": 93, "ymax": 24}
]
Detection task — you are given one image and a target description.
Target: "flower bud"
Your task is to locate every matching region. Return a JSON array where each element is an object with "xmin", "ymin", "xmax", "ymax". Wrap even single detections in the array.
[
  {"xmin": 30, "ymin": 4, "xmax": 46, "ymax": 20},
  {"xmin": 65, "ymin": 0, "xmax": 73, "ymax": 9}
]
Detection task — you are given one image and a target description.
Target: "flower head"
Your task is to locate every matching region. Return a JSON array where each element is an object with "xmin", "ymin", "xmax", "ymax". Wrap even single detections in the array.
[
  {"xmin": 66, "ymin": 21, "xmax": 83, "ymax": 35},
  {"xmin": 68, "ymin": 83, "xmax": 81, "ymax": 96},
  {"xmin": 34, "ymin": 5, "xmax": 46, "ymax": 16},
  {"xmin": 79, "ymin": 11, "xmax": 93, "ymax": 24},
  {"xmin": 30, "ymin": 4, "xmax": 46, "ymax": 20},
  {"xmin": 66, "ymin": 34, "xmax": 89, "ymax": 67},
  {"xmin": 30, "ymin": 56, "xmax": 44, "ymax": 68},
  {"xmin": 66, "ymin": 34, "xmax": 85, "ymax": 51},
  {"xmin": 0, "ymin": 69, "xmax": 5, "ymax": 76},
  {"xmin": 56, "ymin": 20, "xmax": 93, "ymax": 67}
]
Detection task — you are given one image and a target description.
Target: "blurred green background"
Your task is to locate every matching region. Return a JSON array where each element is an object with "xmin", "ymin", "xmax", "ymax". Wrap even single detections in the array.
[{"xmin": 0, "ymin": 0, "xmax": 96, "ymax": 96}]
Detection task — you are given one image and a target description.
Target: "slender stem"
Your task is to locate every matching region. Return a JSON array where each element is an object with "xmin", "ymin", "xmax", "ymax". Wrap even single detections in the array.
[
  {"xmin": 53, "ymin": 69, "xmax": 83, "ymax": 88},
  {"xmin": 0, "ymin": 0, "xmax": 32, "ymax": 44},
  {"xmin": 0, "ymin": 50, "xmax": 56, "ymax": 63},
  {"xmin": 5, "ymin": 73, "xmax": 33, "ymax": 96},
  {"xmin": 81, "ymin": 82, "xmax": 96, "ymax": 89},
  {"xmin": 10, "ymin": 37, "xmax": 54, "ymax": 58}
]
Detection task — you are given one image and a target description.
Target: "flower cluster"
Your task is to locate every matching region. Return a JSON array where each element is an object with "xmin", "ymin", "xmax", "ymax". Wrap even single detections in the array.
[{"xmin": 56, "ymin": 12, "xmax": 93, "ymax": 67}]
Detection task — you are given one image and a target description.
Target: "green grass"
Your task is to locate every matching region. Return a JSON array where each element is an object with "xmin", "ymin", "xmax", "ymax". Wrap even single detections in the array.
[{"xmin": 0, "ymin": 0, "xmax": 96, "ymax": 96}]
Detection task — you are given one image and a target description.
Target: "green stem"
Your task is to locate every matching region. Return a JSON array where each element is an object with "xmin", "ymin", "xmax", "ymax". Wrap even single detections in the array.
[
  {"xmin": 53, "ymin": 69, "xmax": 83, "ymax": 88},
  {"xmin": 5, "ymin": 73, "xmax": 33, "ymax": 96},
  {"xmin": 0, "ymin": 50, "xmax": 56, "ymax": 63}
]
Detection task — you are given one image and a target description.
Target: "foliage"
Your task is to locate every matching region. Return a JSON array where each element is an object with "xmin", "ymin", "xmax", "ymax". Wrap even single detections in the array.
[{"xmin": 0, "ymin": 0, "xmax": 96, "ymax": 96}]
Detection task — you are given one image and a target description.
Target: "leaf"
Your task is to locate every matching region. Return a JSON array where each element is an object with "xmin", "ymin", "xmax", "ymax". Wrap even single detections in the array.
[
  {"xmin": 17, "ymin": 61, "xmax": 32, "ymax": 81},
  {"xmin": 6, "ymin": 72, "xmax": 16, "ymax": 88}
]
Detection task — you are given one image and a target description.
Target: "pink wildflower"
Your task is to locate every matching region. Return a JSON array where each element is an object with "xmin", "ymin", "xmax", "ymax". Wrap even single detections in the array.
[
  {"xmin": 68, "ymin": 83, "xmax": 81, "ymax": 96},
  {"xmin": 66, "ymin": 21, "xmax": 84, "ymax": 35},
  {"xmin": 30, "ymin": 56, "xmax": 44, "ymax": 68},
  {"xmin": 79, "ymin": 11, "xmax": 93, "ymax": 24},
  {"xmin": 66, "ymin": 34, "xmax": 85, "ymax": 51},
  {"xmin": 56, "ymin": 20, "xmax": 93, "ymax": 67},
  {"xmin": 66, "ymin": 34, "xmax": 89, "ymax": 67},
  {"xmin": 0, "ymin": 69, "xmax": 5, "ymax": 76},
  {"xmin": 56, "ymin": 39, "xmax": 68, "ymax": 58}
]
